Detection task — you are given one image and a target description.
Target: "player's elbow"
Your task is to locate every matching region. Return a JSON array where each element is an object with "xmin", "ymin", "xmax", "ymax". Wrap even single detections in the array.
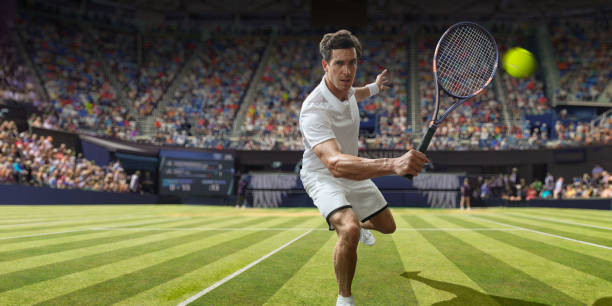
[{"xmin": 325, "ymin": 156, "xmax": 345, "ymax": 178}]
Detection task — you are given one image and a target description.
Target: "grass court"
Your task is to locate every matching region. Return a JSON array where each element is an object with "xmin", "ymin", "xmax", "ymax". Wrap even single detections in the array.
[{"xmin": 0, "ymin": 205, "xmax": 611, "ymax": 305}]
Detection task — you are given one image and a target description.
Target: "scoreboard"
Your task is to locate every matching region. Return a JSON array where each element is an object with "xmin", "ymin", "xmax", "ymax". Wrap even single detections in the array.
[{"xmin": 159, "ymin": 150, "xmax": 235, "ymax": 196}]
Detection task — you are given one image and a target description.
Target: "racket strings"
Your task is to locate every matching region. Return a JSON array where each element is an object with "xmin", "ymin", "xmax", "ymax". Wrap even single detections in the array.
[{"xmin": 436, "ymin": 24, "xmax": 497, "ymax": 97}]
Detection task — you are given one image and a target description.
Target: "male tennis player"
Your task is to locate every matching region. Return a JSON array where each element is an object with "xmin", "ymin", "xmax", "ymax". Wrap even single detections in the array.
[{"xmin": 299, "ymin": 30, "xmax": 429, "ymax": 306}]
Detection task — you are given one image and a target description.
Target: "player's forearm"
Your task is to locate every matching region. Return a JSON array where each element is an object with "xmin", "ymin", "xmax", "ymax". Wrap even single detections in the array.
[
  {"xmin": 326, "ymin": 153, "xmax": 395, "ymax": 180},
  {"xmin": 354, "ymin": 86, "xmax": 370, "ymax": 101}
]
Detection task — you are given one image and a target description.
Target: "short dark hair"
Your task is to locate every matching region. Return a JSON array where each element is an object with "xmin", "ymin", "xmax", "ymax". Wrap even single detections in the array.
[{"xmin": 319, "ymin": 29, "xmax": 362, "ymax": 62}]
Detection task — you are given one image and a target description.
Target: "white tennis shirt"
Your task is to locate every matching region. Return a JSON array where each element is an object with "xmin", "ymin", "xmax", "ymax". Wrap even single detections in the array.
[{"xmin": 299, "ymin": 76, "xmax": 360, "ymax": 173}]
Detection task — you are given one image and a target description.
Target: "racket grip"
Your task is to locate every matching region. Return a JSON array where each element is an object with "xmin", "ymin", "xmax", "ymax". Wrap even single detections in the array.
[{"xmin": 405, "ymin": 125, "xmax": 437, "ymax": 180}]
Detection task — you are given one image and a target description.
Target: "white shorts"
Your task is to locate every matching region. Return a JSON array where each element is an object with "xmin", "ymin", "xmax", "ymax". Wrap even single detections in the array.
[{"xmin": 301, "ymin": 170, "xmax": 388, "ymax": 230}]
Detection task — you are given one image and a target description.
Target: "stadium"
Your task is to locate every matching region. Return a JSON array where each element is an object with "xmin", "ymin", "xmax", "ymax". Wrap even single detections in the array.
[{"xmin": 0, "ymin": 0, "xmax": 611, "ymax": 305}]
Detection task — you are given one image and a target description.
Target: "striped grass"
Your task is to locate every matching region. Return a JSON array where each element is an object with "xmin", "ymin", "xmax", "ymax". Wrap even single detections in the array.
[{"xmin": 0, "ymin": 205, "xmax": 610, "ymax": 305}]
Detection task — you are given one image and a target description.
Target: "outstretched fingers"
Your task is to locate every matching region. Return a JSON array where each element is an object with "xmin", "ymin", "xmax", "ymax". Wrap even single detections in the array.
[{"xmin": 377, "ymin": 69, "xmax": 391, "ymax": 91}]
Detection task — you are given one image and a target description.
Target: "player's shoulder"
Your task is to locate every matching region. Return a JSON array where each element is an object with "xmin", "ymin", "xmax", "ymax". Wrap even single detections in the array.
[{"xmin": 302, "ymin": 85, "xmax": 332, "ymax": 113}]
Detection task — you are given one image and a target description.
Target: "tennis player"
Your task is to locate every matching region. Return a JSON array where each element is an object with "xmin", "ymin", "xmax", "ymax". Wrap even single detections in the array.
[{"xmin": 299, "ymin": 30, "xmax": 429, "ymax": 306}]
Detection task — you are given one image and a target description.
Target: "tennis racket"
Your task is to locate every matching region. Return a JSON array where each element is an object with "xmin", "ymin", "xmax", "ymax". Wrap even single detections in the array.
[{"xmin": 407, "ymin": 22, "xmax": 498, "ymax": 179}]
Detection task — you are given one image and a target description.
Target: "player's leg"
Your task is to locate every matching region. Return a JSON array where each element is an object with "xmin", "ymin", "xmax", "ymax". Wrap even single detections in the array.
[
  {"xmin": 347, "ymin": 180, "xmax": 395, "ymax": 235},
  {"xmin": 360, "ymin": 207, "xmax": 396, "ymax": 234},
  {"xmin": 300, "ymin": 171, "xmax": 358, "ymax": 302},
  {"xmin": 328, "ymin": 207, "xmax": 361, "ymax": 299},
  {"xmin": 459, "ymin": 196, "xmax": 465, "ymax": 210}
]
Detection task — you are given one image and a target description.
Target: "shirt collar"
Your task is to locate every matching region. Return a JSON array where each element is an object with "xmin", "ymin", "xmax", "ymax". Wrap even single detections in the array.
[{"xmin": 320, "ymin": 75, "xmax": 355, "ymax": 109}]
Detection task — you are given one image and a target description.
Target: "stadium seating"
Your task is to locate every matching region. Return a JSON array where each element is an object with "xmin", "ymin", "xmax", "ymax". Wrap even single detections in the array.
[
  {"xmin": 550, "ymin": 18, "xmax": 611, "ymax": 102},
  {"xmin": 0, "ymin": 24, "xmax": 44, "ymax": 108},
  {"xmin": 17, "ymin": 15, "xmax": 136, "ymax": 139},
  {"xmin": 153, "ymin": 37, "xmax": 267, "ymax": 148},
  {"xmin": 2, "ymin": 16, "xmax": 609, "ymax": 151},
  {"xmin": 0, "ymin": 120, "xmax": 133, "ymax": 192},
  {"xmin": 496, "ymin": 25, "xmax": 552, "ymax": 119}
]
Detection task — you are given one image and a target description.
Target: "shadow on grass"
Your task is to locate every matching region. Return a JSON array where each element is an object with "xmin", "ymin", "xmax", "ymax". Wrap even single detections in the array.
[
  {"xmin": 401, "ymin": 271, "xmax": 548, "ymax": 306},
  {"xmin": 593, "ymin": 297, "xmax": 612, "ymax": 306}
]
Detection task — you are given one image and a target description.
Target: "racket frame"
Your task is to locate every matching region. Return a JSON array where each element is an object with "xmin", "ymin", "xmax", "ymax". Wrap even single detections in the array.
[
  {"xmin": 407, "ymin": 22, "xmax": 498, "ymax": 179},
  {"xmin": 416, "ymin": 21, "xmax": 498, "ymax": 153}
]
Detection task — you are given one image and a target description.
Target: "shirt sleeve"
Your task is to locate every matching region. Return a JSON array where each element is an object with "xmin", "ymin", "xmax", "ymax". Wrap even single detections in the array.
[{"xmin": 300, "ymin": 107, "xmax": 336, "ymax": 148}]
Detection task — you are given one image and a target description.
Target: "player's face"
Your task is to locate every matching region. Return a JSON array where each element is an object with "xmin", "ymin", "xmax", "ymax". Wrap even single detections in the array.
[{"xmin": 323, "ymin": 48, "xmax": 357, "ymax": 94}]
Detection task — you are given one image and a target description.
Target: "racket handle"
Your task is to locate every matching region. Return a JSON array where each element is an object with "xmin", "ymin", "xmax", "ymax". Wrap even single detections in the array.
[{"xmin": 405, "ymin": 125, "xmax": 437, "ymax": 180}]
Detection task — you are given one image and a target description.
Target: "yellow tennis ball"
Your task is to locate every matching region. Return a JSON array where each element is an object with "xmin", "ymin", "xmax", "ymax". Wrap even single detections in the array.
[{"xmin": 502, "ymin": 47, "xmax": 537, "ymax": 78}]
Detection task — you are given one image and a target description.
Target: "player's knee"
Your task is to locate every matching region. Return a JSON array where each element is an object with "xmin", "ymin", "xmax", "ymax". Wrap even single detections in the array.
[{"xmin": 338, "ymin": 222, "xmax": 360, "ymax": 246}]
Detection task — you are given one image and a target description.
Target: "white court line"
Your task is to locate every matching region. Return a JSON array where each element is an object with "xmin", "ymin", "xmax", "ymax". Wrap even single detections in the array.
[
  {"xmin": 90, "ymin": 227, "xmax": 522, "ymax": 232},
  {"xmin": 0, "ymin": 214, "xmax": 161, "ymax": 229},
  {"xmin": 0, "ymin": 218, "xmax": 190, "ymax": 240},
  {"xmin": 178, "ymin": 229, "xmax": 313, "ymax": 306},
  {"xmin": 397, "ymin": 228, "xmax": 522, "ymax": 231},
  {"xmin": 471, "ymin": 215, "xmax": 612, "ymax": 250},
  {"xmin": 93, "ymin": 227, "xmax": 328, "ymax": 231},
  {"xmin": 506, "ymin": 213, "xmax": 612, "ymax": 231},
  {"xmin": 0, "ymin": 229, "xmax": 93, "ymax": 240}
]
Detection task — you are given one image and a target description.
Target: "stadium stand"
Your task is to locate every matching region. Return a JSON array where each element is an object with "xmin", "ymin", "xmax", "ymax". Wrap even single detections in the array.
[
  {"xmin": 0, "ymin": 13, "xmax": 608, "ymax": 153},
  {"xmin": 0, "ymin": 120, "xmax": 133, "ymax": 192},
  {"xmin": 550, "ymin": 17, "xmax": 612, "ymax": 102},
  {"xmin": 152, "ymin": 37, "xmax": 266, "ymax": 148},
  {"xmin": 483, "ymin": 165, "xmax": 612, "ymax": 201},
  {"xmin": 17, "ymin": 15, "xmax": 136, "ymax": 138},
  {"xmin": 496, "ymin": 24, "xmax": 552, "ymax": 118},
  {"xmin": 0, "ymin": 24, "xmax": 44, "ymax": 109}
]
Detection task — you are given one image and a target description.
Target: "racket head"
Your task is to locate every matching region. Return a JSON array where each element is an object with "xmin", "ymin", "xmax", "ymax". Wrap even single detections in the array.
[{"xmin": 433, "ymin": 22, "xmax": 498, "ymax": 99}]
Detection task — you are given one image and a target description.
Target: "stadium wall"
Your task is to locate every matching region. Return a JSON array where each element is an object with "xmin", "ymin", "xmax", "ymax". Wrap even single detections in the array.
[
  {"xmin": 27, "ymin": 127, "xmax": 611, "ymax": 184},
  {"xmin": 0, "ymin": 184, "xmax": 159, "ymax": 205},
  {"xmin": 480, "ymin": 198, "xmax": 612, "ymax": 210}
]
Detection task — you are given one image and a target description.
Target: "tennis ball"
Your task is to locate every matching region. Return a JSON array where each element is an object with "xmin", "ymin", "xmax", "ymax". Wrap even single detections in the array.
[{"xmin": 502, "ymin": 47, "xmax": 537, "ymax": 78}]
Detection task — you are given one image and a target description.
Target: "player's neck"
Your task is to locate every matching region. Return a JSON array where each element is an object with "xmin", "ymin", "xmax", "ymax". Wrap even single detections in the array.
[{"xmin": 324, "ymin": 77, "xmax": 349, "ymax": 101}]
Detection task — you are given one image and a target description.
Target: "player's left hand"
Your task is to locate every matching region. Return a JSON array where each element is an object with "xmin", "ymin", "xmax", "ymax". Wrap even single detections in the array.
[{"xmin": 376, "ymin": 69, "xmax": 391, "ymax": 91}]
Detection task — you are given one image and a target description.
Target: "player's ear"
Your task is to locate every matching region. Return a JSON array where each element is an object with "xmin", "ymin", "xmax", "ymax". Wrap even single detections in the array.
[{"xmin": 322, "ymin": 59, "xmax": 328, "ymax": 73}]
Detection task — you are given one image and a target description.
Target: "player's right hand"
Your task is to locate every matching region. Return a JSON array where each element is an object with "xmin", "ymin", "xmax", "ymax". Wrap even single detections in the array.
[{"xmin": 393, "ymin": 149, "xmax": 429, "ymax": 176}]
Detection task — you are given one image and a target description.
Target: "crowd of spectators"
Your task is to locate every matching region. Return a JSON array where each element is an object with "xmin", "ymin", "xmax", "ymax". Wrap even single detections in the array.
[
  {"xmin": 356, "ymin": 39, "xmax": 411, "ymax": 139},
  {"xmin": 550, "ymin": 115, "xmax": 612, "ymax": 147},
  {"xmin": 496, "ymin": 25, "xmax": 552, "ymax": 118},
  {"xmin": 469, "ymin": 165, "xmax": 612, "ymax": 203},
  {"xmin": 133, "ymin": 35, "xmax": 192, "ymax": 116},
  {"xmin": 550, "ymin": 18, "xmax": 611, "ymax": 102},
  {"xmin": 151, "ymin": 37, "xmax": 266, "ymax": 148},
  {"xmin": 0, "ymin": 23, "xmax": 44, "ymax": 109},
  {"xmin": 17, "ymin": 15, "xmax": 137, "ymax": 138},
  {"xmin": 0, "ymin": 120, "xmax": 136, "ymax": 192},
  {"xmin": 241, "ymin": 38, "xmax": 318, "ymax": 149},
  {"xmin": 2, "ymin": 17, "xmax": 610, "ymax": 152}
]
